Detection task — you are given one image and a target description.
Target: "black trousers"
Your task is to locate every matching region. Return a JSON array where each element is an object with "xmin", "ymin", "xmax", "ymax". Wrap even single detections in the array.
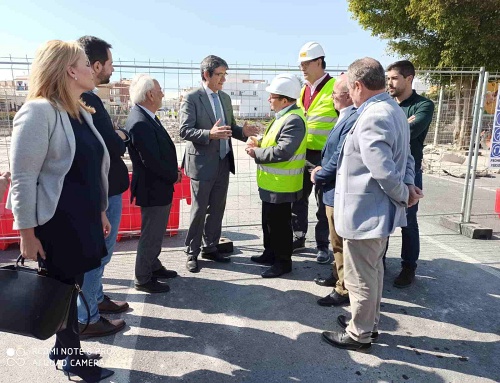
[{"xmin": 262, "ymin": 201, "xmax": 293, "ymax": 263}]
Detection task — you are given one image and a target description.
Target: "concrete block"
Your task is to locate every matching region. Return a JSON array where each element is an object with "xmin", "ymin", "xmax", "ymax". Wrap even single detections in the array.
[
  {"xmin": 439, "ymin": 217, "xmax": 493, "ymax": 239},
  {"xmin": 217, "ymin": 237, "xmax": 234, "ymax": 253},
  {"xmin": 460, "ymin": 222, "xmax": 493, "ymax": 240},
  {"xmin": 439, "ymin": 216, "xmax": 461, "ymax": 233}
]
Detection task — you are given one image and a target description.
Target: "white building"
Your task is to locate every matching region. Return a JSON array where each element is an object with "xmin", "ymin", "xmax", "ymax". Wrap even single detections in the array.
[{"xmin": 224, "ymin": 79, "xmax": 271, "ymax": 118}]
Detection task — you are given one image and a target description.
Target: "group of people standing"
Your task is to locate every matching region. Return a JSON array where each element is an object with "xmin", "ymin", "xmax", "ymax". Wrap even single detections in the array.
[
  {"xmin": 6, "ymin": 36, "xmax": 434, "ymax": 382},
  {"xmin": 177, "ymin": 42, "xmax": 434, "ymax": 353}
]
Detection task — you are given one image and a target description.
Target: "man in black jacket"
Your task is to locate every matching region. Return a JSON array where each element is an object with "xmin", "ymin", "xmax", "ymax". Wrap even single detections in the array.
[
  {"xmin": 125, "ymin": 74, "xmax": 181, "ymax": 294},
  {"xmin": 77, "ymin": 36, "xmax": 129, "ymax": 338}
]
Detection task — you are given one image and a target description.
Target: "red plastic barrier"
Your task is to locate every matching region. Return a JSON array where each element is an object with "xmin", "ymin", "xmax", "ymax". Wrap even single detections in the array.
[
  {"xmin": 0, "ymin": 186, "xmax": 18, "ymax": 250},
  {"xmin": 495, "ymin": 188, "xmax": 500, "ymax": 218},
  {"xmin": 0, "ymin": 169, "xmax": 191, "ymax": 249},
  {"xmin": 116, "ymin": 169, "xmax": 191, "ymax": 241}
]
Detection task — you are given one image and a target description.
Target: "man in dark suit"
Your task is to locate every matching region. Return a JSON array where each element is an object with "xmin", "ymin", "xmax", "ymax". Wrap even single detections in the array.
[
  {"xmin": 125, "ymin": 74, "xmax": 181, "ymax": 293},
  {"xmin": 179, "ymin": 55, "xmax": 258, "ymax": 272},
  {"xmin": 312, "ymin": 73, "xmax": 358, "ymax": 307}
]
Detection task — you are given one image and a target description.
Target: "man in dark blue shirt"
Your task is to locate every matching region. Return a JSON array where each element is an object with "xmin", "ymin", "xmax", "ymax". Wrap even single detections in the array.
[{"xmin": 386, "ymin": 60, "xmax": 435, "ymax": 288}]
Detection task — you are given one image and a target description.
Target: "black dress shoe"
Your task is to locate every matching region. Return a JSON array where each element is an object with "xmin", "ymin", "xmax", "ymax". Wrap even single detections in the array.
[
  {"xmin": 250, "ymin": 252, "xmax": 275, "ymax": 265},
  {"xmin": 62, "ymin": 357, "xmax": 115, "ymax": 383},
  {"xmin": 135, "ymin": 278, "xmax": 170, "ymax": 293},
  {"xmin": 186, "ymin": 256, "xmax": 199, "ymax": 272},
  {"xmin": 337, "ymin": 314, "xmax": 379, "ymax": 342},
  {"xmin": 292, "ymin": 236, "xmax": 306, "ymax": 252},
  {"xmin": 261, "ymin": 262, "xmax": 292, "ymax": 278},
  {"xmin": 393, "ymin": 267, "xmax": 416, "ymax": 288},
  {"xmin": 153, "ymin": 266, "xmax": 178, "ymax": 279},
  {"xmin": 314, "ymin": 272, "xmax": 338, "ymax": 287},
  {"xmin": 317, "ymin": 291, "xmax": 350, "ymax": 307},
  {"xmin": 201, "ymin": 250, "xmax": 231, "ymax": 263},
  {"xmin": 321, "ymin": 330, "xmax": 371, "ymax": 352}
]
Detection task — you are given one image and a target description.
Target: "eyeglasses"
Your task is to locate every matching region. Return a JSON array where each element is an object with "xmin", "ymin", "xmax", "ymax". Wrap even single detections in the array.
[
  {"xmin": 269, "ymin": 95, "xmax": 283, "ymax": 100},
  {"xmin": 332, "ymin": 91, "xmax": 349, "ymax": 96},
  {"xmin": 298, "ymin": 58, "xmax": 319, "ymax": 69},
  {"xmin": 213, "ymin": 72, "xmax": 228, "ymax": 79}
]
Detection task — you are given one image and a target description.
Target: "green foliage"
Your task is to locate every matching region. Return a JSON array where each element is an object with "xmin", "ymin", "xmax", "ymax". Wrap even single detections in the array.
[
  {"xmin": 348, "ymin": 0, "xmax": 500, "ymax": 71},
  {"xmin": 0, "ymin": 112, "xmax": 16, "ymax": 121}
]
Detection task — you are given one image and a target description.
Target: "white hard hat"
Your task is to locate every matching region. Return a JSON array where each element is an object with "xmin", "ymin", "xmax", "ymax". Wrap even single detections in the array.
[
  {"xmin": 298, "ymin": 41, "xmax": 325, "ymax": 62},
  {"xmin": 265, "ymin": 73, "xmax": 301, "ymax": 99}
]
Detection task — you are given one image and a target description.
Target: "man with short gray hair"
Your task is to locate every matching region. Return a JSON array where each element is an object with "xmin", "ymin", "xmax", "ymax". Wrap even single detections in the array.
[
  {"xmin": 180, "ymin": 55, "xmax": 258, "ymax": 273},
  {"xmin": 321, "ymin": 57, "xmax": 423, "ymax": 352},
  {"xmin": 126, "ymin": 74, "xmax": 181, "ymax": 293}
]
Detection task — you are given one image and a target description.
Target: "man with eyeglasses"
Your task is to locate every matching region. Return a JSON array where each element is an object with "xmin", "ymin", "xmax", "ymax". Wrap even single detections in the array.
[
  {"xmin": 311, "ymin": 73, "xmax": 358, "ymax": 307},
  {"xmin": 293, "ymin": 42, "xmax": 339, "ymax": 265},
  {"xmin": 180, "ymin": 55, "xmax": 259, "ymax": 273}
]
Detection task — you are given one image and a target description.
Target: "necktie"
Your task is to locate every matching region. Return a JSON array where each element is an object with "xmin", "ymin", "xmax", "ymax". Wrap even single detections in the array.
[
  {"xmin": 154, "ymin": 116, "xmax": 163, "ymax": 128},
  {"xmin": 211, "ymin": 93, "xmax": 229, "ymax": 159}
]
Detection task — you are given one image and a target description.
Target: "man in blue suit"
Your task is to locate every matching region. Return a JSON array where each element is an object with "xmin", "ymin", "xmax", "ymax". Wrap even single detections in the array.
[{"xmin": 312, "ymin": 73, "xmax": 357, "ymax": 307}]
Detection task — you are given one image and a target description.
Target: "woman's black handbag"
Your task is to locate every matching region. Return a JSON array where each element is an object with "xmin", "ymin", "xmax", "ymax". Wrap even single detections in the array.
[{"xmin": 0, "ymin": 255, "xmax": 89, "ymax": 340}]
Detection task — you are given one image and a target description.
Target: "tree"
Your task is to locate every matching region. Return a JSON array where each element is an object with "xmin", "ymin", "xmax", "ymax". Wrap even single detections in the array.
[{"xmin": 348, "ymin": 0, "xmax": 500, "ymax": 147}]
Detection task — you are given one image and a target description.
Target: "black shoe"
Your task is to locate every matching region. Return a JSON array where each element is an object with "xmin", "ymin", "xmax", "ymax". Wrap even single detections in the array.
[
  {"xmin": 135, "ymin": 278, "xmax": 170, "ymax": 293},
  {"xmin": 250, "ymin": 252, "xmax": 275, "ymax": 265},
  {"xmin": 314, "ymin": 271, "xmax": 338, "ymax": 287},
  {"xmin": 321, "ymin": 330, "xmax": 371, "ymax": 353},
  {"xmin": 261, "ymin": 262, "xmax": 292, "ymax": 278},
  {"xmin": 152, "ymin": 266, "xmax": 178, "ymax": 279},
  {"xmin": 186, "ymin": 256, "xmax": 199, "ymax": 272},
  {"xmin": 201, "ymin": 250, "xmax": 231, "ymax": 263},
  {"xmin": 317, "ymin": 291, "xmax": 349, "ymax": 307},
  {"xmin": 393, "ymin": 267, "xmax": 416, "ymax": 288},
  {"xmin": 62, "ymin": 357, "xmax": 114, "ymax": 383},
  {"xmin": 292, "ymin": 236, "xmax": 306, "ymax": 252},
  {"xmin": 337, "ymin": 314, "xmax": 379, "ymax": 342}
]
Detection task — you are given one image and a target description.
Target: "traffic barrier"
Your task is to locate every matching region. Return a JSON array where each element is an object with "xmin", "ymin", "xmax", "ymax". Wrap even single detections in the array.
[
  {"xmin": 495, "ymin": 188, "xmax": 500, "ymax": 218},
  {"xmin": 116, "ymin": 169, "xmax": 191, "ymax": 241},
  {"xmin": 0, "ymin": 169, "xmax": 191, "ymax": 249}
]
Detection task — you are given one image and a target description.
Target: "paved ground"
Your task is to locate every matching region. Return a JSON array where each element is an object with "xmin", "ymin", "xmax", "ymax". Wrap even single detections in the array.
[{"xmin": 0, "ymin": 163, "xmax": 499, "ymax": 382}]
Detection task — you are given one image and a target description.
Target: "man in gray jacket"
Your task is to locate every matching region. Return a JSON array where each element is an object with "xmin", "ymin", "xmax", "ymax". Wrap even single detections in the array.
[
  {"xmin": 246, "ymin": 74, "xmax": 307, "ymax": 278},
  {"xmin": 321, "ymin": 58, "xmax": 423, "ymax": 352}
]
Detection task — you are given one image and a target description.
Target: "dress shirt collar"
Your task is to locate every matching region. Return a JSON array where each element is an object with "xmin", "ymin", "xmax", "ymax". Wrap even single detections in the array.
[
  {"xmin": 137, "ymin": 104, "xmax": 157, "ymax": 121},
  {"xmin": 305, "ymin": 72, "xmax": 328, "ymax": 94},
  {"xmin": 274, "ymin": 104, "xmax": 295, "ymax": 120},
  {"xmin": 337, "ymin": 105, "xmax": 355, "ymax": 125}
]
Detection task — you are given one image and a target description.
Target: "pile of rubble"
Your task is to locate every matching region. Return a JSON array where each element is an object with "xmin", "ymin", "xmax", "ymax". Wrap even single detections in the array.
[{"xmin": 423, "ymin": 144, "xmax": 499, "ymax": 178}]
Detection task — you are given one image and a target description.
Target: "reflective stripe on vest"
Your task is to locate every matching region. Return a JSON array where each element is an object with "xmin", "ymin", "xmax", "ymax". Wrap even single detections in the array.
[
  {"xmin": 297, "ymin": 78, "xmax": 338, "ymax": 150},
  {"xmin": 257, "ymin": 109, "xmax": 307, "ymax": 193}
]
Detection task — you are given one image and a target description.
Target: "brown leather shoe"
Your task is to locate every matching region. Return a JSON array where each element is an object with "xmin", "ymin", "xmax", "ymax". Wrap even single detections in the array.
[
  {"xmin": 79, "ymin": 316, "xmax": 126, "ymax": 340},
  {"xmin": 98, "ymin": 295, "xmax": 129, "ymax": 314}
]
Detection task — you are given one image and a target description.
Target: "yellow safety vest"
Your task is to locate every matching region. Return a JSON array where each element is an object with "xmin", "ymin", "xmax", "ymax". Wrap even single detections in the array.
[
  {"xmin": 297, "ymin": 78, "xmax": 338, "ymax": 150},
  {"xmin": 257, "ymin": 109, "xmax": 307, "ymax": 193}
]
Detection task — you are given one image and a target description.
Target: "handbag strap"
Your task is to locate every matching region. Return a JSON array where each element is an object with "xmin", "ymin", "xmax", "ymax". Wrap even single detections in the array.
[{"xmin": 75, "ymin": 283, "xmax": 91, "ymax": 334}]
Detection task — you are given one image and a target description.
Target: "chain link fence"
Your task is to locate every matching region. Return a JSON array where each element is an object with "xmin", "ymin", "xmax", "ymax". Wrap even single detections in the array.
[{"xmin": 0, "ymin": 57, "xmax": 498, "ymax": 246}]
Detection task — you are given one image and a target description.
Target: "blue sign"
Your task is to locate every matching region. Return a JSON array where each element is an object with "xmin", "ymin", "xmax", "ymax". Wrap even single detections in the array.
[{"xmin": 491, "ymin": 89, "xmax": 500, "ymax": 168}]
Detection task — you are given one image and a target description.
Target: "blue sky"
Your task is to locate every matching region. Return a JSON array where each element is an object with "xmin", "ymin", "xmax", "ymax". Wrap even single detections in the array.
[{"xmin": 0, "ymin": 0, "xmax": 398, "ymax": 67}]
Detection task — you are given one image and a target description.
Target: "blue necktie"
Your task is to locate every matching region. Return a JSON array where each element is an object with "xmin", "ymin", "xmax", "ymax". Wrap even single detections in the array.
[{"xmin": 211, "ymin": 93, "xmax": 229, "ymax": 159}]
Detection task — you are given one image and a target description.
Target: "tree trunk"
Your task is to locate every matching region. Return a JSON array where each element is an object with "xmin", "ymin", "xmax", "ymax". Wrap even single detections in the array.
[{"xmin": 453, "ymin": 77, "xmax": 478, "ymax": 149}]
